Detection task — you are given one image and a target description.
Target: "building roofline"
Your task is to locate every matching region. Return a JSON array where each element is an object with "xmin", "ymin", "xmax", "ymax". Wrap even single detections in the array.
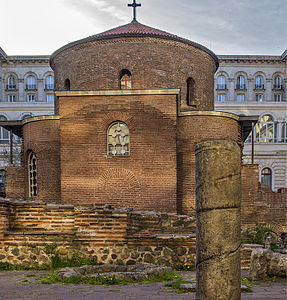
[
  {"xmin": 0, "ymin": 47, "xmax": 8, "ymax": 62},
  {"xmin": 217, "ymin": 54, "xmax": 285, "ymax": 63},
  {"xmin": 7, "ymin": 55, "xmax": 50, "ymax": 63}
]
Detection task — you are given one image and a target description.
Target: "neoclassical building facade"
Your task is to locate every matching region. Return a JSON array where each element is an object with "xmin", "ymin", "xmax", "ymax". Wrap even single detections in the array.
[
  {"xmin": 0, "ymin": 47, "xmax": 54, "ymax": 168},
  {"xmin": 214, "ymin": 50, "xmax": 287, "ymax": 191}
]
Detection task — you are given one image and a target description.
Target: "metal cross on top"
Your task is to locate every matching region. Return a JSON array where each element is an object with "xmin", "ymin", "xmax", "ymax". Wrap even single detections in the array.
[{"xmin": 128, "ymin": 0, "xmax": 141, "ymax": 22}]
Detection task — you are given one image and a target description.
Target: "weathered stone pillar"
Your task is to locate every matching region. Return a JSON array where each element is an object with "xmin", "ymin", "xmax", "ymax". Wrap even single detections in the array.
[{"xmin": 195, "ymin": 140, "xmax": 241, "ymax": 300}]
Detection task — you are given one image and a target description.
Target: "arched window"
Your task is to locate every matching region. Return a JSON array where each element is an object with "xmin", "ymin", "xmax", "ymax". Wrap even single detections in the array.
[
  {"xmin": 0, "ymin": 116, "xmax": 9, "ymax": 144},
  {"xmin": 28, "ymin": 152, "xmax": 37, "ymax": 197},
  {"xmin": 236, "ymin": 75, "xmax": 245, "ymax": 89},
  {"xmin": 26, "ymin": 75, "xmax": 36, "ymax": 90},
  {"xmin": 45, "ymin": 76, "xmax": 54, "ymax": 90},
  {"xmin": 186, "ymin": 77, "xmax": 195, "ymax": 105},
  {"xmin": 274, "ymin": 76, "xmax": 282, "ymax": 89},
  {"xmin": 255, "ymin": 114, "xmax": 274, "ymax": 143},
  {"xmin": 120, "ymin": 70, "xmax": 132, "ymax": 89},
  {"xmin": 64, "ymin": 78, "xmax": 70, "ymax": 90},
  {"xmin": 217, "ymin": 75, "xmax": 226, "ymax": 89},
  {"xmin": 261, "ymin": 168, "xmax": 272, "ymax": 189},
  {"xmin": 255, "ymin": 75, "xmax": 264, "ymax": 89},
  {"xmin": 7, "ymin": 76, "xmax": 16, "ymax": 90},
  {"xmin": 107, "ymin": 122, "xmax": 129, "ymax": 156}
]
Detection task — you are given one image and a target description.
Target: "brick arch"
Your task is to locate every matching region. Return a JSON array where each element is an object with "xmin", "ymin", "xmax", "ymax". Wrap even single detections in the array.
[{"xmin": 96, "ymin": 168, "xmax": 141, "ymax": 209}]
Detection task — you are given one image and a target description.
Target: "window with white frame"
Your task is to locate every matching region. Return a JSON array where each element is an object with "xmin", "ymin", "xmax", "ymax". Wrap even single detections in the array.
[
  {"xmin": 274, "ymin": 75, "xmax": 282, "ymax": 89},
  {"xmin": 261, "ymin": 168, "xmax": 272, "ymax": 189},
  {"xmin": 236, "ymin": 94, "xmax": 245, "ymax": 102},
  {"xmin": 255, "ymin": 114, "xmax": 275, "ymax": 143},
  {"xmin": 217, "ymin": 75, "xmax": 226, "ymax": 89},
  {"xmin": 26, "ymin": 75, "xmax": 36, "ymax": 90},
  {"xmin": 45, "ymin": 76, "xmax": 54, "ymax": 90},
  {"xmin": 217, "ymin": 94, "xmax": 226, "ymax": 103},
  {"xmin": 255, "ymin": 94, "xmax": 263, "ymax": 102},
  {"xmin": 0, "ymin": 116, "xmax": 9, "ymax": 144},
  {"xmin": 28, "ymin": 152, "xmax": 37, "ymax": 197},
  {"xmin": 46, "ymin": 94, "xmax": 54, "ymax": 103},
  {"xmin": 236, "ymin": 75, "xmax": 245, "ymax": 89},
  {"xmin": 274, "ymin": 94, "xmax": 282, "ymax": 102},
  {"xmin": 7, "ymin": 95, "xmax": 16, "ymax": 102},
  {"xmin": 255, "ymin": 75, "xmax": 264, "ymax": 89},
  {"xmin": 27, "ymin": 94, "xmax": 36, "ymax": 102},
  {"xmin": 107, "ymin": 121, "xmax": 130, "ymax": 156},
  {"xmin": 7, "ymin": 76, "xmax": 16, "ymax": 90}
]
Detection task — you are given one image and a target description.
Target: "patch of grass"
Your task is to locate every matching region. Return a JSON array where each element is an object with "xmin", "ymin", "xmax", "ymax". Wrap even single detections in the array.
[
  {"xmin": 0, "ymin": 262, "xmax": 50, "ymax": 271},
  {"xmin": 44, "ymin": 243, "xmax": 57, "ymax": 254},
  {"xmin": 26, "ymin": 274, "xmax": 36, "ymax": 277},
  {"xmin": 42, "ymin": 270, "xmax": 181, "ymax": 286},
  {"xmin": 165, "ymin": 278, "xmax": 195, "ymax": 294},
  {"xmin": 241, "ymin": 277, "xmax": 253, "ymax": 293},
  {"xmin": 51, "ymin": 252, "xmax": 99, "ymax": 269}
]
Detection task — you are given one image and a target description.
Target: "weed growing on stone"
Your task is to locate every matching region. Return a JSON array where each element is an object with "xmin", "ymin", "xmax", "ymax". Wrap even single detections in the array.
[
  {"xmin": 176, "ymin": 262, "xmax": 196, "ymax": 271},
  {"xmin": 165, "ymin": 278, "xmax": 194, "ymax": 294},
  {"xmin": 0, "ymin": 262, "xmax": 50, "ymax": 271},
  {"xmin": 241, "ymin": 277, "xmax": 253, "ymax": 293},
  {"xmin": 51, "ymin": 252, "xmax": 98, "ymax": 269},
  {"xmin": 44, "ymin": 243, "xmax": 57, "ymax": 254}
]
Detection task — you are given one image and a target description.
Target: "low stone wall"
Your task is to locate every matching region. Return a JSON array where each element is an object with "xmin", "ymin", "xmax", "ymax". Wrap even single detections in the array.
[{"xmin": 0, "ymin": 200, "xmax": 196, "ymax": 268}]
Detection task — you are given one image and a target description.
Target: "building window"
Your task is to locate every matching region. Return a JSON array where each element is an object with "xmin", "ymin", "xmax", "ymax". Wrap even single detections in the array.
[
  {"xmin": 274, "ymin": 94, "xmax": 282, "ymax": 102},
  {"xmin": 261, "ymin": 168, "xmax": 272, "ymax": 189},
  {"xmin": 217, "ymin": 94, "xmax": 226, "ymax": 103},
  {"xmin": 217, "ymin": 75, "xmax": 226, "ymax": 89},
  {"xmin": 274, "ymin": 76, "xmax": 282, "ymax": 89},
  {"xmin": 8, "ymin": 95, "xmax": 16, "ymax": 102},
  {"xmin": 7, "ymin": 76, "xmax": 16, "ymax": 90},
  {"xmin": 107, "ymin": 121, "xmax": 130, "ymax": 156},
  {"xmin": 255, "ymin": 114, "xmax": 274, "ymax": 143},
  {"xmin": 120, "ymin": 70, "xmax": 132, "ymax": 89},
  {"xmin": 45, "ymin": 76, "xmax": 54, "ymax": 90},
  {"xmin": 26, "ymin": 75, "xmax": 36, "ymax": 90},
  {"xmin": 255, "ymin": 94, "xmax": 263, "ymax": 102},
  {"xmin": 282, "ymin": 123, "xmax": 287, "ymax": 143},
  {"xmin": 236, "ymin": 75, "xmax": 245, "ymax": 89},
  {"xmin": 0, "ymin": 116, "xmax": 9, "ymax": 144},
  {"xmin": 255, "ymin": 76, "xmax": 264, "ymax": 89},
  {"xmin": 186, "ymin": 77, "xmax": 195, "ymax": 105},
  {"xmin": 27, "ymin": 94, "xmax": 36, "ymax": 102},
  {"xmin": 28, "ymin": 152, "xmax": 37, "ymax": 197},
  {"xmin": 46, "ymin": 94, "xmax": 54, "ymax": 103},
  {"xmin": 236, "ymin": 94, "xmax": 245, "ymax": 102},
  {"xmin": 64, "ymin": 78, "xmax": 70, "ymax": 90},
  {"xmin": 0, "ymin": 169, "xmax": 6, "ymax": 197}
]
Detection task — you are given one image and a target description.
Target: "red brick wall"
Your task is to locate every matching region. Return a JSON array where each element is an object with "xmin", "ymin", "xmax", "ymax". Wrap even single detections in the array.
[
  {"xmin": 52, "ymin": 37, "xmax": 216, "ymax": 113},
  {"xmin": 5, "ymin": 167, "xmax": 24, "ymax": 199},
  {"xmin": 59, "ymin": 95, "xmax": 177, "ymax": 212},
  {"xmin": 241, "ymin": 164, "xmax": 287, "ymax": 230},
  {"xmin": 22, "ymin": 120, "xmax": 60, "ymax": 203},
  {"xmin": 177, "ymin": 115, "xmax": 241, "ymax": 215}
]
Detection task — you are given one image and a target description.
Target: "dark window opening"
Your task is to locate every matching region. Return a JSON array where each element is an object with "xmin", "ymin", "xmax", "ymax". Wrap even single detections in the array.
[
  {"xmin": 186, "ymin": 77, "xmax": 195, "ymax": 106},
  {"xmin": 64, "ymin": 78, "xmax": 70, "ymax": 90}
]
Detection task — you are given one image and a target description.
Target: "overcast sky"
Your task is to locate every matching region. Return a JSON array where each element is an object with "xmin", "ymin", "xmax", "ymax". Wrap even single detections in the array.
[{"xmin": 1, "ymin": 0, "xmax": 286, "ymax": 56}]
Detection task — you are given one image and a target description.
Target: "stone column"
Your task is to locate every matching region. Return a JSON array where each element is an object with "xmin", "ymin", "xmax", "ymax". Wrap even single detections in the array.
[{"xmin": 195, "ymin": 140, "xmax": 241, "ymax": 300}]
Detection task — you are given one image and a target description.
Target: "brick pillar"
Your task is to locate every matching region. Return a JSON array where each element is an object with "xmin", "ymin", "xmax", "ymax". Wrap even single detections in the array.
[
  {"xmin": 195, "ymin": 140, "xmax": 241, "ymax": 300},
  {"xmin": 0, "ymin": 202, "xmax": 8, "ymax": 238}
]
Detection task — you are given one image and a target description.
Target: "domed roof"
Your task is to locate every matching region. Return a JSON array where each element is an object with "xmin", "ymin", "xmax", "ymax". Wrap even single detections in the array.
[{"xmin": 50, "ymin": 21, "xmax": 218, "ymax": 67}]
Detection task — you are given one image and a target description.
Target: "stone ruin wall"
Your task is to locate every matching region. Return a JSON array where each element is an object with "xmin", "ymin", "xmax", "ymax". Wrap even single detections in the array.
[{"xmin": 0, "ymin": 200, "xmax": 196, "ymax": 267}]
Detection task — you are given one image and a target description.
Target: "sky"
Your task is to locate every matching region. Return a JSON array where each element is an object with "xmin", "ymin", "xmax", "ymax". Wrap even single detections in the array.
[{"xmin": 0, "ymin": 0, "xmax": 286, "ymax": 56}]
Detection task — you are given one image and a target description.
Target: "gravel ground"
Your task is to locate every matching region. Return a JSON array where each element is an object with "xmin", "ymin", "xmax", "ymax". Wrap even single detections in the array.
[{"xmin": 0, "ymin": 270, "xmax": 286, "ymax": 300}]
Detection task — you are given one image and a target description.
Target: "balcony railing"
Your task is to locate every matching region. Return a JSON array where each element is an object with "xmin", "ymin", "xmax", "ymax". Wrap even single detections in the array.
[
  {"xmin": 254, "ymin": 84, "xmax": 264, "ymax": 90},
  {"xmin": 273, "ymin": 85, "xmax": 283, "ymax": 90},
  {"xmin": 6, "ymin": 85, "xmax": 16, "ymax": 90},
  {"xmin": 45, "ymin": 84, "xmax": 54, "ymax": 90},
  {"xmin": 236, "ymin": 84, "xmax": 246, "ymax": 90},
  {"xmin": 216, "ymin": 84, "xmax": 227, "ymax": 90},
  {"xmin": 26, "ymin": 84, "xmax": 37, "ymax": 90}
]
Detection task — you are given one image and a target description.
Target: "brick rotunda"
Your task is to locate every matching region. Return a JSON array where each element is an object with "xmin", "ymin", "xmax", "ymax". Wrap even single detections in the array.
[{"xmin": 3, "ymin": 19, "xmax": 247, "ymax": 215}]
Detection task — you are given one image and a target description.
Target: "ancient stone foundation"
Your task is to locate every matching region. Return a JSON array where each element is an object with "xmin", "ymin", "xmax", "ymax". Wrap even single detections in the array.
[{"xmin": 195, "ymin": 140, "xmax": 241, "ymax": 300}]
